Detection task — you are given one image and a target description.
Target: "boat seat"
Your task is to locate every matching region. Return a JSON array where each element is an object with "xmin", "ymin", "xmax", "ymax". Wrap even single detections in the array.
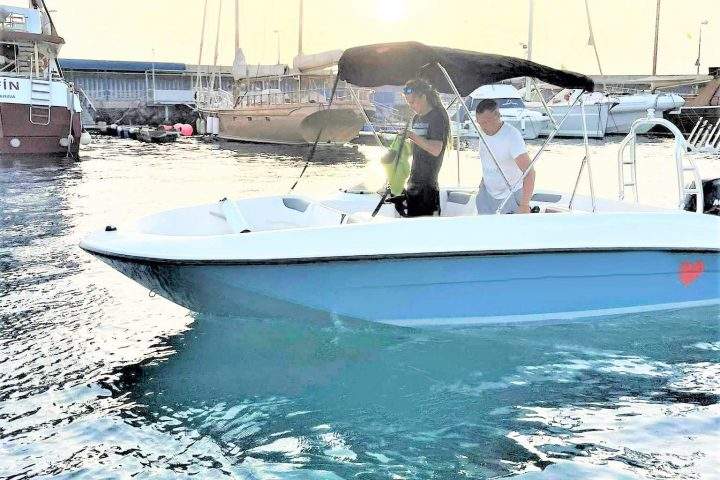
[
  {"xmin": 442, "ymin": 190, "xmax": 478, "ymax": 217},
  {"xmin": 283, "ymin": 197, "xmax": 311, "ymax": 212},
  {"xmin": 218, "ymin": 198, "xmax": 251, "ymax": 233}
]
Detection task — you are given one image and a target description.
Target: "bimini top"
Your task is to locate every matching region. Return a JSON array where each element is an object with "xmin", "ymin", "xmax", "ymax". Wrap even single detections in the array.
[{"xmin": 337, "ymin": 41, "xmax": 594, "ymax": 96}]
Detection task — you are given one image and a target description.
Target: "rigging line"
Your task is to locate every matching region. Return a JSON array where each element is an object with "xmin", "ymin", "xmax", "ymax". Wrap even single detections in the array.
[
  {"xmin": 583, "ymin": 0, "xmax": 603, "ymax": 75},
  {"xmin": 289, "ymin": 74, "xmax": 342, "ymax": 192}
]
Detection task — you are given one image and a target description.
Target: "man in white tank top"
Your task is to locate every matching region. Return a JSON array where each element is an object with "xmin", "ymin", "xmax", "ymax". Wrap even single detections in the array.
[{"xmin": 474, "ymin": 99, "xmax": 535, "ymax": 214}]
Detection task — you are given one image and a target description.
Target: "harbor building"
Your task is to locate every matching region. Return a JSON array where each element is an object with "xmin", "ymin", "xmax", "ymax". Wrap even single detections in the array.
[{"xmin": 59, "ymin": 59, "xmax": 241, "ymax": 126}]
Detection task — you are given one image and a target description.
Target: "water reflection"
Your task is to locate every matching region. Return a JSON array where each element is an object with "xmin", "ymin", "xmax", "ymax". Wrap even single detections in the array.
[{"xmin": 109, "ymin": 307, "xmax": 719, "ymax": 478}]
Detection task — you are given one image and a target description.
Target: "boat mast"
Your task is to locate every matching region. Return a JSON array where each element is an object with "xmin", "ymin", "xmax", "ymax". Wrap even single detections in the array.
[
  {"xmin": 527, "ymin": 0, "xmax": 533, "ymax": 61},
  {"xmin": 652, "ymin": 0, "xmax": 661, "ymax": 75},
  {"xmin": 584, "ymin": 0, "xmax": 603, "ymax": 75},
  {"xmin": 524, "ymin": 0, "xmax": 534, "ymax": 94},
  {"xmin": 235, "ymin": 0, "xmax": 240, "ymax": 52},
  {"xmin": 196, "ymin": 0, "xmax": 209, "ymax": 90},
  {"xmin": 211, "ymin": 0, "xmax": 223, "ymax": 91},
  {"xmin": 298, "ymin": 0, "xmax": 304, "ymax": 56}
]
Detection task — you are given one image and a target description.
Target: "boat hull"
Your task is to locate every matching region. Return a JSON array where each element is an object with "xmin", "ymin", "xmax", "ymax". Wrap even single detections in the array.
[
  {"xmin": 606, "ymin": 94, "xmax": 685, "ymax": 134},
  {"xmin": 666, "ymin": 106, "xmax": 720, "ymax": 136},
  {"xmin": 214, "ymin": 104, "xmax": 364, "ymax": 145},
  {"xmin": 530, "ymin": 103, "xmax": 610, "ymax": 138},
  {"xmin": 0, "ymin": 102, "xmax": 81, "ymax": 155},
  {"xmin": 91, "ymin": 249, "xmax": 719, "ymax": 327}
]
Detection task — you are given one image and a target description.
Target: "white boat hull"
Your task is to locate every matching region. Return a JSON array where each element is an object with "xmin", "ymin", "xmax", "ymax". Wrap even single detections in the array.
[
  {"xmin": 80, "ymin": 190, "xmax": 720, "ymax": 327},
  {"xmin": 606, "ymin": 93, "xmax": 685, "ymax": 134},
  {"xmin": 529, "ymin": 103, "xmax": 610, "ymax": 138}
]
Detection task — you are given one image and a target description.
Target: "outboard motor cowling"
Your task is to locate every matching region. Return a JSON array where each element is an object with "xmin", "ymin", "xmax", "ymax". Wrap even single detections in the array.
[{"xmin": 684, "ymin": 178, "xmax": 720, "ymax": 215}]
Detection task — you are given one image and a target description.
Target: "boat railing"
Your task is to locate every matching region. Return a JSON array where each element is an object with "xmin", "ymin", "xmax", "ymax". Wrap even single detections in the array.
[
  {"xmin": 617, "ymin": 117, "xmax": 703, "ymax": 212},
  {"xmin": 231, "ymin": 86, "xmax": 373, "ymax": 109},
  {"xmin": 195, "ymin": 88, "xmax": 234, "ymax": 110}
]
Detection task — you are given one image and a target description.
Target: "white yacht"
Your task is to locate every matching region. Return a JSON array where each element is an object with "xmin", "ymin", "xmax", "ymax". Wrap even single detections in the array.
[
  {"xmin": 527, "ymin": 89, "xmax": 685, "ymax": 138},
  {"xmin": 456, "ymin": 84, "xmax": 550, "ymax": 144}
]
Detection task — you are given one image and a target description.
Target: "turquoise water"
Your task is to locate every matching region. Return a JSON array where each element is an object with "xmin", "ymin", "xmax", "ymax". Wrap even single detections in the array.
[{"xmin": 1, "ymin": 137, "xmax": 719, "ymax": 479}]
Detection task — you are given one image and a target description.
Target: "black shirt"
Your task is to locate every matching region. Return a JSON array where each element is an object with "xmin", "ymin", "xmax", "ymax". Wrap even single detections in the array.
[{"xmin": 408, "ymin": 107, "xmax": 449, "ymax": 189}]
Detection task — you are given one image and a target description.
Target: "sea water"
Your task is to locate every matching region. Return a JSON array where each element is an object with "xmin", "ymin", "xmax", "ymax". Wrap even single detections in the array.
[{"xmin": 1, "ymin": 136, "xmax": 719, "ymax": 479}]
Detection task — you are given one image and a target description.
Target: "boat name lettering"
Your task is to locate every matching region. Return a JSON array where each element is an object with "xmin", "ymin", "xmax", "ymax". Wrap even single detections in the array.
[{"xmin": 1, "ymin": 79, "xmax": 20, "ymax": 91}]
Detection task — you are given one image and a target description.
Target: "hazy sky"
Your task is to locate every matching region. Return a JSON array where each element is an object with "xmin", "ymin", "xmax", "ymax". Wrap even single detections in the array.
[{"xmin": 32, "ymin": 0, "xmax": 720, "ymax": 75}]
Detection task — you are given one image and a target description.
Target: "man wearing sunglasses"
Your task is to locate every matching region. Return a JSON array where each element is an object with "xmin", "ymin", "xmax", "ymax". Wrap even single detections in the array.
[{"xmin": 400, "ymin": 78, "xmax": 450, "ymax": 217}]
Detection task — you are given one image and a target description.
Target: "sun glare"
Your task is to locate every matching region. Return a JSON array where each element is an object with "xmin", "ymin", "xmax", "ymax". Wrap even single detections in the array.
[{"xmin": 377, "ymin": 0, "xmax": 407, "ymax": 23}]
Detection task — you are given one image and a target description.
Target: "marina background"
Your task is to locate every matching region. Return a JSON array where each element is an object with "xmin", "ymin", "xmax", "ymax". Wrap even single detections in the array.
[{"xmin": 48, "ymin": 0, "xmax": 720, "ymax": 76}]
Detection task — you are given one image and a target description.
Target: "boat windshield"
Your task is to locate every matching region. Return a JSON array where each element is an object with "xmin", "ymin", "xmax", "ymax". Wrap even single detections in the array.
[{"xmin": 495, "ymin": 98, "xmax": 525, "ymax": 109}]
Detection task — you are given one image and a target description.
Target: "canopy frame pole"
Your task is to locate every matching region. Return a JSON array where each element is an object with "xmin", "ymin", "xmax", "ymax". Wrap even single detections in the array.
[
  {"xmin": 530, "ymin": 78, "xmax": 559, "ymax": 130},
  {"xmin": 495, "ymin": 91, "xmax": 584, "ymax": 213},
  {"xmin": 289, "ymin": 74, "xmax": 342, "ymax": 192},
  {"xmin": 435, "ymin": 63, "xmax": 511, "ymax": 189},
  {"xmin": 443, "ymin": 96, "xmax": 463, "ymax": 185},
  {"xmin": 568, "ymin": 96, "xmax": 597, "ymax": 212}
]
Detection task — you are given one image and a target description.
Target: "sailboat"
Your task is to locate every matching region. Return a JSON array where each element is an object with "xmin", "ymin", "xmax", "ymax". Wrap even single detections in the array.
[{"xmin": 196, "ymin": 0, "xmax": 368, "ymax": 145}]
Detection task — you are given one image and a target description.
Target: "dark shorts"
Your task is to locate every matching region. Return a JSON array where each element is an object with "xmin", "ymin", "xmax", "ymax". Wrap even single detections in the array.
[{"xmin": 405, "ymin": 184, "xmax": 439, "ymax": 217}]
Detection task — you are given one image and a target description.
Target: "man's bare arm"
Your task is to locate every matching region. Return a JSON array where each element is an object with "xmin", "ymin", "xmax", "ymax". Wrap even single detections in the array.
[{"xmin": 515, "ymin": 152, "xmax": 535, "ymax": 213}]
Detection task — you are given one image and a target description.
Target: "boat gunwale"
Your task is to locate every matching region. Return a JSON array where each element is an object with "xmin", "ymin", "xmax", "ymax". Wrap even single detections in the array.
[{"xmin": 82, "ymin": 246, "xmax": 720, "ymax": 267}]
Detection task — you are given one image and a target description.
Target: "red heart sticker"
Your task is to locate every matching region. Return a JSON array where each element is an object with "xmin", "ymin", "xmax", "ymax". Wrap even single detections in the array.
[{"xmin": 679, "ymin": 261, "xmax": 704, "ymax": 286}]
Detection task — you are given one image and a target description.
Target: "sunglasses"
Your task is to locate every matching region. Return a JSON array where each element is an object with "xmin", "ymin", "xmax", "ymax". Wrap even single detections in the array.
[{"xmin": 403, "ymin": 84, "xmax": 431, "ymax": 96}]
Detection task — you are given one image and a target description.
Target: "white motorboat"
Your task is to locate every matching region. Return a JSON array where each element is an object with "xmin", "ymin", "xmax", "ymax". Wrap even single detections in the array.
[
  {"xmin": 81, "ymin": 42, "xmax": 720, "ymax": 327},
  {"xmin": 527, "ymin": 90, "xmax": 611, "ymax": 138},
  {"xmin": 605, "ymin": 91, "xmax": 685, "ymax": 134},
  {"xmin": 528, "ymin": 89, "xmax": 685, "ymax": 137},
  {"xmin": 456, "ymin": 84, "xmax": 550, "ymax": 143}
]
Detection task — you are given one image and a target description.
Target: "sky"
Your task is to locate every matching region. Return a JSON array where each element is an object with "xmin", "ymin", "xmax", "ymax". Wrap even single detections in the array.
[{"xmin": 23, "ymin": 0, "xmax": 720, "ymax": 75}]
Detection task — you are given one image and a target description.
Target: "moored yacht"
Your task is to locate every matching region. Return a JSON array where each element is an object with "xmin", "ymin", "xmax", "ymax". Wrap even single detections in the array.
[
  {"xmin": 0, "ymin": 0, "xmax": 85, "ymax": 156},
  {"xmin": 81, "ymin": 42, "xmax": 720, "ymax": 327},
  {"xmin": 455, "ymin": 84, "xmax": 550, "ymax": 144}
]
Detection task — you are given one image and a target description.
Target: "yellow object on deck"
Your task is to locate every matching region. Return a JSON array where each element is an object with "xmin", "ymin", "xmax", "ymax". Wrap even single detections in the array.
[{"xmin": 381, "ymin": 136, "xmax": 411, "ymax": 196}]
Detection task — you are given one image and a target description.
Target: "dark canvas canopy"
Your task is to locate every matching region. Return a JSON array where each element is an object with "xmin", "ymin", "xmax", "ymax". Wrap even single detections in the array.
[{"xmin": 337, "ymin": 42, "xmax": 594, "ymax": 95}]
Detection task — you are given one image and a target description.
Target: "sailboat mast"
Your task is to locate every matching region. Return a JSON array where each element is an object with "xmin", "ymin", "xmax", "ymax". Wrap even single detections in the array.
[
  {"xmin": 196, "ymin": 0, "xmax": 209, "ymax": 90},
  {"xmin": 235, "ymin": 0, "xmax": 240, "ymax": 52},
  {"xmin": 652, "ymin": 0, "xmax": 661, "ymax": 75},
  {"xmin": 211, "ymin": 0, "xmax": 223, "ymax": 90},
  {"xmin": 527, "ymin": 0, "xmax": 534, "ymax": 61},
  {"xmin": 298, "ymin": 0, "xmax": 304, "ymax": 56}
]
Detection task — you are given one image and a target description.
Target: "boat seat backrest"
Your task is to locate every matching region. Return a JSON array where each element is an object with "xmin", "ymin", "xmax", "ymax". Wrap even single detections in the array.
[
  {"xmin": 442, "ymin": 190, "xmax": 478, "ymax": 217},
  {"xmin": 283, "ymin": 196, "xmax": 344, "ymax": 227},
  {"xmin": 283, "ymin": 197, "xmax": 310, "ymax": 212}
]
